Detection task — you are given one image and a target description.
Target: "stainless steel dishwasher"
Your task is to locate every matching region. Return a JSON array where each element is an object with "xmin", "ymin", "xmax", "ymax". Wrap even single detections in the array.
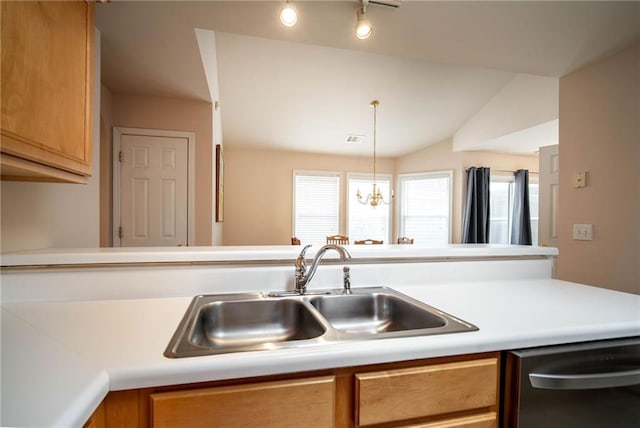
[{"xmin": 503, "ymin": 337, "xmax": 640, "ymax": 428}]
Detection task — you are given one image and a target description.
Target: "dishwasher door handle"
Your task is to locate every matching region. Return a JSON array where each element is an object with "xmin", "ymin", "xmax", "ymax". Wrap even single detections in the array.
[{"xmin": 529, "ymin": 368, "xmax": 640, "ymax": 390}]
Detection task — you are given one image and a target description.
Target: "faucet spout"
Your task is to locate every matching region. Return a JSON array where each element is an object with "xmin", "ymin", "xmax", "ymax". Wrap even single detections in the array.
[{"xmin": 295, "ymin": 244, "xmax": 351, "ymax": 294}]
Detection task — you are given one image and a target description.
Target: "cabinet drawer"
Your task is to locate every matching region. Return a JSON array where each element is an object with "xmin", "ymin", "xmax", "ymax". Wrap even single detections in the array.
[
  {"xmin": 150, "ymin": 375, "xmax": 336, "ymax": 428},
  {"xmin": 355, "ymin": 357, "xmax": 498, "ymax": 426},
  {"xmin": 402, "ymin": 411, "xmax": 496, "ymax": 428}
]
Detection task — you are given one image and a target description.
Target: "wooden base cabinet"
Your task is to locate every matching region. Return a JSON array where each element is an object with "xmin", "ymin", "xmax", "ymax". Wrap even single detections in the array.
[
  {"xmin": 1, "ymin": 1, "xmax": 94, "ymax": 183},
  {"xmin": 85, "ymin": 353, "xmax": 500, "ymax": 428}
]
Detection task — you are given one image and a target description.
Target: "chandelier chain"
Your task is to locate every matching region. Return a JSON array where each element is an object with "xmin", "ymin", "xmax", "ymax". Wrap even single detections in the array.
[{"xmin": 373, "ymin": 99, "xmax": 377, "ymax": 188}]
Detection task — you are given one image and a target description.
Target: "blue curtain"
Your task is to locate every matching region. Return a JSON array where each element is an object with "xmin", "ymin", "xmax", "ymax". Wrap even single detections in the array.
[
  {"xmin": 511, "ymin": 169, "xmax": 532, "ymax": 245},
  {"xmin": 462, "ymin": 167, "xmax": 491, "ymax": 243}
]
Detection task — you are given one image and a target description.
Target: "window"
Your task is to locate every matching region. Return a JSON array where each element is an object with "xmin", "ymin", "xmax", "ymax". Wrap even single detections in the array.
[
  {"xmin": 293, "ymin": 171, "xmax": 340, "ymax": 244},
  {"xmin": 489, "ymin": 178, "xmax": 512, "ymax": 244},
  {"xmin": 529, "ymin": 182, "xmax": 540, "ymax": 245},
  {"xmin": 398, "ymin": 171, "xmax": 453, "ymax": 244},
  {"xmin": 489, "ymin": 174, "xmax": 539, "ymax": 245},
  {"xmin": 347, "ymin": 174, "xmax": 392, "ymax": 243}
]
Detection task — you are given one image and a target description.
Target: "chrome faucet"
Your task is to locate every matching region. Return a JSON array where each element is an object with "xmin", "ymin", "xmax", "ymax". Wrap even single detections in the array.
[{"xmin": 295, "ymin": 244, "xmax": 352, "ymax": 294}]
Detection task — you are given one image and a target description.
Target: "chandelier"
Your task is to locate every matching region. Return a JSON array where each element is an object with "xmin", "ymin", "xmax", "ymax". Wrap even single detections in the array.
[{"xmin": 357, "ymin": 100, "xmax": 392, "ymax": 207}]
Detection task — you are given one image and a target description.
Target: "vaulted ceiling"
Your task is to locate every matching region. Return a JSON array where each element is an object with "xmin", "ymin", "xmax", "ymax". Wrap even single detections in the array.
[{"xmin": 96, "ymin": 1, "xmax": 640, "ymax": 156}]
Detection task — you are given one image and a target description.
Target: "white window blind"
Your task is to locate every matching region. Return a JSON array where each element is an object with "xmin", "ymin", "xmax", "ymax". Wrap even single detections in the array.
[
  {"xmin": 398, "ymin": 172, "xmax": 452, "ymax": 244},
  {"xmin": 348, "ymin": 175, "xmax": 392, "ymax": 243},
  {"xmin": 293, "ymin": 172, "xmax": 340, "ymax": 244}
]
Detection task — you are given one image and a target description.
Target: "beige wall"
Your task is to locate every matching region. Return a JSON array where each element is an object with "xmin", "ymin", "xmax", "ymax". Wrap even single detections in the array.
[
  {"xmin": 0, "ymin": 29, "xmax": 102, "ymax": 253},
  {"xmin": 223, "ymin": 148, "xmax": 394, "ymax": 245},
  {"xmin": 557, "ymin": 41, "xmax": 640, "ymax": 294},
  {"xmin": 461, "ymin": 151, "xmax": 538, "ymax": 173},
  {"xmin": 108, "ymin": 93, "xmax": 214, "ymax": 246},
  {"xmin": 225, "ymin": 143, "xmax": 538, "ymax": 246},
  {"xmin": 396, "ymin": 139, "xmax": 538, "ymax": 243}
]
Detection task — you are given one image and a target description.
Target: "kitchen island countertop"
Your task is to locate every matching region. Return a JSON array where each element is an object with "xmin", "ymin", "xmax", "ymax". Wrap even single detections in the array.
[{"xmin": 1, "ymin": 278, "xmax": 639, "ymax": 427}]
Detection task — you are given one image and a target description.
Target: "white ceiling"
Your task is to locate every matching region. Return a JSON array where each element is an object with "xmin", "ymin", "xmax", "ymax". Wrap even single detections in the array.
[{"xmin": 96, "ymin": 1, "xmax": 640, "ymax": 157}]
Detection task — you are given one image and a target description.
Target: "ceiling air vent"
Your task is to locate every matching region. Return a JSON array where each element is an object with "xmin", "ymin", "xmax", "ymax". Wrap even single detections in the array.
[{"xmin": 345, "ymin": 134, "xmax": 364, "ymax": 144}]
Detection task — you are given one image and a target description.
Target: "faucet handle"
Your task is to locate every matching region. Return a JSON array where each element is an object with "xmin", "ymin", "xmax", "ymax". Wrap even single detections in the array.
[
  {"xmin": 297, "ymin": 244, "xmax": 312, "ymax": 262},
  {"xmin": 295, "ymin": 244, "xmax": 312, "ymax": 294},
  {"xmin": 342, "ymin": 265, "xmax": 351, "ymax": 293},
  {"xmin": 296, "ymin": 244, "xmax": 312, "ymax": 273},
  {"xmin": 299, "ymin": 244, "xmax": 312, "ymax": 257}
]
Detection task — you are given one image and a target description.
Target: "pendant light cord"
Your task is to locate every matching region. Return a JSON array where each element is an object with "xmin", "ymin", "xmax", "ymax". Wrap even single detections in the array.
[{"xmin": 372, "ymin": 100, "xmax": 378, "ymax": 187}]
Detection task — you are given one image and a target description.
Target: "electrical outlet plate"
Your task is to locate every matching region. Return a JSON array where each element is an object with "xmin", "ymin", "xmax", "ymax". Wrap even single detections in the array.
[{"xmin": 573, "ymin": 171, "xmax": 587, "ymax": 188}]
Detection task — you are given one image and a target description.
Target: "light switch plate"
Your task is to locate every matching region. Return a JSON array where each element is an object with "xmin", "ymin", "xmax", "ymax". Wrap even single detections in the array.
[{"xmin": 573, "ymin": 224, "xmax": 593, "ymax": 240}]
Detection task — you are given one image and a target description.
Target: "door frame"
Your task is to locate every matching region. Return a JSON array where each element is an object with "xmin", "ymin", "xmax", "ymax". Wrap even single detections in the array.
[
  {"xmin": 112, "ymin": 127, "xmax": 196, "ymax": 247},
  {"xmin": 538, "ymin": 144, "xmax": 559, "ymax": 249}
]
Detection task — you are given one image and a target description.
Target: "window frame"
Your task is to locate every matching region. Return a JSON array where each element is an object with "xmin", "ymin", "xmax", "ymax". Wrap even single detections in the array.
[
  {"xmin": 346, "ymin": 172, "xmax": 393, "ymax": 243},
  {"xmin": 396, "ymin": 170, "xmax": 454, "ymax": 244},
  {"xmin": 489, "ymin": 171, "xmax": 539, "ymax": 245},
  {"xmin": 528, "ymin": 173, "xmax": 540, "ymax": 246},
  {"xmin": 292, "ymin": 169, "xmax": 343, "ymax": 243},
  {"xmin": 489, "ymin": 172, "xmax": 515, "ymax": 245}
]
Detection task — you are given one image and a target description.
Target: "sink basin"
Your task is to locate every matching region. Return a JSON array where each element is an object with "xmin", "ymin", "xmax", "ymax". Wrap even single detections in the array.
[
  {"xmin": 165, "ymin": 287, "xmax": 478, "ymax": 358},
  {"xmin": 165, "ymin": 293, "xmax": 327, "ymax": 357},
  {"xmin": 308, "ymin": 292, "xmax": 446, "ymax": 334},
  {"xmin": 191, "ymin": 299, "xmax": 326, "ymax": 348}
]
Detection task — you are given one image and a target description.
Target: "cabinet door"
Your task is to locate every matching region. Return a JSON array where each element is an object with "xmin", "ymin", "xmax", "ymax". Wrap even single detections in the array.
[
  {"xmin": 150, "ymin": 376, "xmax": 336, "ymax": 428},
  {"xmin": 1, "ymin": 0, "xmax": 93, "ymax": 181},
  {"xmin": 83, "ymin": 400, "xmax": 106, "ymax": 428},
  {"xmin": 355, "ymin": 357, "xmax": 498, "ymax": 427}
]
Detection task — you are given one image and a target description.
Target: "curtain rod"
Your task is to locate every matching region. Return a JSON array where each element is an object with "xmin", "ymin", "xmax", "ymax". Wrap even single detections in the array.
[{"xmin": 465, "ymin": 168, "xmax": 539, "ymax": 174}]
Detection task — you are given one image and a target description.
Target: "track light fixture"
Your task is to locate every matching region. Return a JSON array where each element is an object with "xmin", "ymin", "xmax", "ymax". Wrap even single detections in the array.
[
  {"xmin": 280, "ymin": 0, "xmax": 297, "ymax": 27},
  {"xmin": 355, "ymin": 0, "xmax": 373, "ymax": 40},
  {"xmin": 278, "ymin": 0, "xmax": 399, "ymax": 39}
]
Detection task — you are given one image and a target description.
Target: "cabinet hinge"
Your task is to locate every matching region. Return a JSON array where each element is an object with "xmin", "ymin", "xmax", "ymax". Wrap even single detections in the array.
[
  {"xmin": 118, "ymin": 226, "xmax": 123, "ymax": 239},
  {"xmin": 119, "ymin": 151, "xmax": 123, "ymax": 163}
]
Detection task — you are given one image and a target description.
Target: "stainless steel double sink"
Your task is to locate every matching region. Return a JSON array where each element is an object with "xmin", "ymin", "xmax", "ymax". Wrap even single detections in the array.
[{"xmin": 165, "ymin": 287, "xmax": 478, "ymax": 358}]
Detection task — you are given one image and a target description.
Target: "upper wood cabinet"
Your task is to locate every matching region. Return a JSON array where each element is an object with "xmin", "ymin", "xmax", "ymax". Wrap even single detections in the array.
[{"xmin": 1, "ymin": 1, "xmax": 94, "ymax": 183}]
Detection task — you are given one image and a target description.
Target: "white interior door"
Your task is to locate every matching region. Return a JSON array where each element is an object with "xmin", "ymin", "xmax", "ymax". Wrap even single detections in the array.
[
  {"xmin": 539, "ymin": 144, "xmax": 559, "ymax": 248},
  {"xmin": 119, "ymin": 134, "xmax": 189, "ymax": 247}
]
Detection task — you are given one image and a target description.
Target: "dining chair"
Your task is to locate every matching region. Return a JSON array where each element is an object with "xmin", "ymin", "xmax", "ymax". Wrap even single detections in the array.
[
  {"xmin": 291, "ymin": 237, "xmax": 301, "ymax": 245},
  {"xmin": 326, "ymin": 234, "xmax": 349, "ymax": 245},
  {"xmin": 397, "ymin": 237, "xmax": 414, "ymax": 244},
  {"xmin": 354, "ymin": 239, "xmax": 383, "ymax": 245}
]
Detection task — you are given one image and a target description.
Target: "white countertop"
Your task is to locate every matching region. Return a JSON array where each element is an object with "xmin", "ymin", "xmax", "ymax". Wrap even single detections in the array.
[
  {"xmin": 0, "ymin": 244, "xmax": 558, "ymax": 267},
  {"xmin": 1, "ymin": 278, "xmax": 638, "ymax": 427}
]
